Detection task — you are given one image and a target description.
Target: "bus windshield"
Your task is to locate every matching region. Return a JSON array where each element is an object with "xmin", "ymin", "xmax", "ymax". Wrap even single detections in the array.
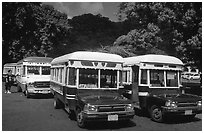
[
  {"xmin": 27, "ymin": 66, "xmax": 40, "ymax": 75},
  {"xmin": 149, "ymin": 70, "xmax": 178, "ymax": 87},
  {"xmin": 79, "ymin": 68, "xmax": 118, "ymax": 89},
  {"xmin": 150, "ymin": 70, "xmax": 165, "ymax": 87},
  {"xmin": 42, "ymin": 66, "xmax": 50, "ymax": 75},
  {"xmin": 101, "ymin": 70, "xmax": 117, "ymax": 88},
  {"xmin": 79, "ymin": 68, "xmax": 98, "ymax": 88}
]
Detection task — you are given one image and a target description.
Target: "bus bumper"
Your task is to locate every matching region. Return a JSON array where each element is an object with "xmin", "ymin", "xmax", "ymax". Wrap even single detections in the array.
[
  {"xmin": 27, "ymin": 87, "xmax": 51, "ymax": 94},
  {"xmin": 82, "ymin": 111, "xmax": 135, "ymax": 122},
  {"xmin": 161, "ymin": 106, "xmax": 202, "ymax": 116}
]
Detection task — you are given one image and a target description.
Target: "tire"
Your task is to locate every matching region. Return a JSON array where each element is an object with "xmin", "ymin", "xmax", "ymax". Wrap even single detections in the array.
[
  {"xmin": 76, "ymin": 108, "xmax": 86, "ymax": 128},
  {"xmin": 54, "ymin": 98, "xmax": 64, "ymax": 109},
  {"xmin": 69, "ymin": 110, "xmax": 76, "ymax": 120},
  {"xmin": 150, "ymin": 105, "xmax": 164, "ymax": 123}
]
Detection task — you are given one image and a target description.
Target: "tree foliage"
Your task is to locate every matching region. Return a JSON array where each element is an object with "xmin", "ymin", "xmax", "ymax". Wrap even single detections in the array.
[
  {"xmin": 113, "ymin": 2, "xmax": 201, "ymax": 69},
  {"xmin": 2, "ymin": 2, "xmax": 202, "ymax": 70},
  {"xmin": 2, "ymin": 2, "xmax": 70, "ymax": 64}
]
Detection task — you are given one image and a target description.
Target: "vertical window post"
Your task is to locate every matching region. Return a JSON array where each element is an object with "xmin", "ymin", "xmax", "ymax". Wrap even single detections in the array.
[
  {"xmin": 76, "ymin": 69, "xmax": 79, "ymax": 88},
  {"xmin": 117, "ymin": 70, "xmax": 120, "ymax": 88},
  {"xmin": 98, "ymin": 69, "xmax": 101, "ymax": 89},
  {"xmin": 164, "ymin": 71, "xmax": 167, "ymax": 87}
]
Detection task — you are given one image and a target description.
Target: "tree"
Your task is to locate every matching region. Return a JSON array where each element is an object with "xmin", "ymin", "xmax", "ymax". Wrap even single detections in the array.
[
  {"xmin": 65, "ymin": 13, "xmax": 123, "ymax": 53},
  {"xmin": 116, "ymin": 2, "xmax": 201, "ymax": 69},
  {"xmin": 2, "ymin": 2, "xmax": 70, "ymax": 64},
  {"xmin": 113, "ymin": 23, "xmax": 164, "ymax": 56}
]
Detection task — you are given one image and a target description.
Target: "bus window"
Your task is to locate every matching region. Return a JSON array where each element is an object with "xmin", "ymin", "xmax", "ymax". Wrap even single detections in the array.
[
  {"xmin": 23, "ymin": 66, "xmax": 26, "ymax": 76},
  {"xmin": 119, "ymin": 70, "xmax": 123, "ymax": 86},
  {"xmin": 54, "ymin": 69, "xmax": 57, "ymax": 81},
  {"xmin": 101, "ymin": 70, "xmax": 117, "ymax": 88},
  {"xmin": 166, "ymin": 71, "xmax": 178, "ymax": 87},
  {"xmin": 69, "ymin": 68, "xmax": 76, "ymax": 86},
  {"xmin": 150, "ymin": 70, "xmax": 164, "ymax": 87},
  {"xmin": 122, "ymin": 71, "xmax": 128, "ymax": 83},
  {"xmin": 65, "ymin": 67, "xmax": 68, "ymax": 85},
  {"xmin": 27, "ymin": 66, "xmax": 40, "ymax": 75},
  {"xmin": 79, "ymin": 68, "xmax": 98, "ymax": 88},
  {"xmin": 59, "ymin": 68, "xmax": 63, "ymax": 83},
  {"xmin": 141, "ymin": 69, "xmax": 147, "ymax": 84},
  {"xmin": 42, "ymin": 66, "xmax": 50, "ymax": 75}
]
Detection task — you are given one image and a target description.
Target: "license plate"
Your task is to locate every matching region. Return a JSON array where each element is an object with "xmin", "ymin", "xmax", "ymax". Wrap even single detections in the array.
[
  {"xmin": 185, "ymin": 110, "xmax": 192, "ymax": 115},
  {"xmin": 108, "ymin": 115, "xmax": 118, "ymax": 121}
]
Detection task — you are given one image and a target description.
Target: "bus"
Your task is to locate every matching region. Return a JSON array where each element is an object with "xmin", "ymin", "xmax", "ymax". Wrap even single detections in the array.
[
  {"xmin": 3, "ymin": 63, "xmax": 17, "ymax": 83},
  {"xmin": 122, "ymin": 54, "xmax": 202, "ymax": 122},
  {"xmin": 16, "ymin": 57, "xmax": 53, "ymax": 98},
  {"xmin": 50, "ymin": 51, "xmax": 135, "ymax": 128}
]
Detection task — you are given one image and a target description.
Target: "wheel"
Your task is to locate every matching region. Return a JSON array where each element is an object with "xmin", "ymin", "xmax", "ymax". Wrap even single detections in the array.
[
  {"xmin": 69, "ymin": 110, "xmax": 76, "ymax": 120},
  {"xmin": 76, "ymin": 108, "xmax": 86, "ymax": 128},
  {"xmin": 150, "ymin": 105, "xmax": 164, "ymax": 122},
  {"xmin": 54, "ymin": 98, "xmax": 64, "ymax": 109}
]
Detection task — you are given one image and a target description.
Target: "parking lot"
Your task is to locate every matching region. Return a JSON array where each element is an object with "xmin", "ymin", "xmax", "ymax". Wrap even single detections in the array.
[{"xmin": 2, "ymin": 83, "xmax": 202, "ymax": 131}]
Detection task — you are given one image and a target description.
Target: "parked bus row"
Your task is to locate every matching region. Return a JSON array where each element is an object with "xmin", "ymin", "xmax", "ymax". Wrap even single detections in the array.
[{"xmin": 3, "ymin": 51, "xmax": 202, "ymax": 128}]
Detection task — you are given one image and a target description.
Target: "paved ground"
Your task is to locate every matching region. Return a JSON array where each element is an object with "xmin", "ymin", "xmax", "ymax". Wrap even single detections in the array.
[{"xmin": 2, "ymin": 83, "xmax": 202, "ymax": 131}]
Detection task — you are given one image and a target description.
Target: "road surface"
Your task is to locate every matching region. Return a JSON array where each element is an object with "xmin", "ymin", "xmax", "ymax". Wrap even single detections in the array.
[{"xmin": 2, "ymin": 83, "xmax": 202, "ymax": 131}]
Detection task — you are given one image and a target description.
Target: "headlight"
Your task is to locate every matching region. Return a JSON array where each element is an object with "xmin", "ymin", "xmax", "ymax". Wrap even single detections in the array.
[
  {"xmin": 28, "ymin": 82, "xmax": 34, "ymax": 87},
  {"xmin": 197, "ymin": 101, "xmax": 202, "ymax": 107},
  {"xmin": 84, "ymin": 104, "xmax": 97, "ymax": 112},
  {"xmin": 165, "ymin": 100, "xmax": 177, "ymax": 108},
  {"xmin": 126, "ymin": 104, "xmax": 134, "ymax": 111}
]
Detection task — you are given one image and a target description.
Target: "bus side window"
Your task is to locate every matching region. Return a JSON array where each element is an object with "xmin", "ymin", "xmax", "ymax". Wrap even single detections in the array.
[
  {"xmin": 54, "ymin": 69, "xmax": 57, "ymax": 81},
  {"xmin": 68, "ymin": 68, "xmax": 76, "ymax": 86},
  {"xmin": 122, "ymin": 71, "xmax": 128, "ymax": 83},
  {"xmin": 59, "ymin": 68, "xmax": 63, "ymax": 83},
  {"xmin": 22, "ymin": 65, "xmax": 26, "ymax": 76},
  {"xmin": 133, "ymin": 66, "xmax": 139, "ymax": 83},
  {"xmin": 141, "ymin": 69, "xmax": 147, "ymax": 84},
  {"xmin": 65, "ymin": 67, "xmax": 69, "ymax": 85}
]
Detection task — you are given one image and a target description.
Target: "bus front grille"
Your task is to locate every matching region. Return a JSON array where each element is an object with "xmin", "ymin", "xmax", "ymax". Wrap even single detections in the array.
[
  {"xmin": 177, "ymin": 102, "xmax": 197, "ymax": 107},
  {"xmin": 34, "ymin": 81, "xmax": 50, "ymax": 88},
  {"xmin": 98, "ymin": 105, "xmax": 125, "ymax": 112}
]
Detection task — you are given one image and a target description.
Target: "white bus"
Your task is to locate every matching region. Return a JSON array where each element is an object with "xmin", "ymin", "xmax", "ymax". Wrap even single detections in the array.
[
  {"xmin": 50, "ymin": 51, "xmax": 135, "ymax": 128},
  {"xmin": 16, "ymin": 57, "xmax": 53, "ymax": 98},
  {"xmin": 122, "ymin": 54, "xmax": 201, "ymax": 122}
]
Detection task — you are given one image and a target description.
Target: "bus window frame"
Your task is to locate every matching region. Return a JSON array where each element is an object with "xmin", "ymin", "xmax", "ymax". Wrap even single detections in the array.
[
  {"xmin": 139, "ymin": 69, "xmax": 149, "ymax": 86},
  {"xmin": 138, "ymin": 68, "xmax": 181, "ymax": 89},
  {"xmin": 122, "ymin": 67, "xmax": 132, "ymax": 85}
]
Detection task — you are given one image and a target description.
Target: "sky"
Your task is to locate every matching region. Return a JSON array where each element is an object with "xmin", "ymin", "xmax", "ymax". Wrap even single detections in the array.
[{"xmin": 43, "ymin": 2, "xmax": 121, "ymax": 22}]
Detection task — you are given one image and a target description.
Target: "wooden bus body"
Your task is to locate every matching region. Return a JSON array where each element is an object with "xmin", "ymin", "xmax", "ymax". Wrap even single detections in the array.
[
  {"xmin": 50, "ymin": 51, "xmax": 135, "ymax": 128},
  {"xmin": 122, "ymin": 54, "xmax": 202, "ymax": 122},
  {"xmin": 16, "ymin": 57, "xmax": 53, "ymax": 98}
]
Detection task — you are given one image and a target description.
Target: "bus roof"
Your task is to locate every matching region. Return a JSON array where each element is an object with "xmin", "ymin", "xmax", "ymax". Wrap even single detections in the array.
[
  {"xmin": 4, "ymin": 63, "xmax": 17, "ymax": 67},
  {"xmin": 124, "ymin": 54, "xmax": 183, "ymax": 66},
  {"xmin": 17, "ymin": 57, "xmax": 53, "ymax": 64},
  {"xmin": 51, "ymin": 51, "xmax": 124, "ymax": 65}
]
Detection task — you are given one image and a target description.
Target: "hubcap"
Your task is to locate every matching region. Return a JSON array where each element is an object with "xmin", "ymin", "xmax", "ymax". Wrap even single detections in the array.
[
  {"xmin": 77, "ymin": 112, "xmax": 83, "ymax": 123},
  {"xmin": 153, "ymin": 108, "xmax": 162, "ymax": 119}
]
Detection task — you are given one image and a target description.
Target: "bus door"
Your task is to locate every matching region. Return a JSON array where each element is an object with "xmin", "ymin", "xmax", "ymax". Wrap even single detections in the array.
[
  {"xmin": 65, "ymin": 67, "xmax": 77, "ymax": 111},
  {"xmin": 131, "ymin": 65, "xmax": 139, "ymax": 105}
]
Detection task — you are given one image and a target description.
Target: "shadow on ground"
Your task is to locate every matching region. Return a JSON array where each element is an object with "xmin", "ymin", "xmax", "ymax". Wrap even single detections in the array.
[
  {"xmin": 134, "ymin": 108, "xmax": 201, "ymax": 124},
  {"xmin": 85, "ymin": 120, "xmax": 136, "ymax": 130}
]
